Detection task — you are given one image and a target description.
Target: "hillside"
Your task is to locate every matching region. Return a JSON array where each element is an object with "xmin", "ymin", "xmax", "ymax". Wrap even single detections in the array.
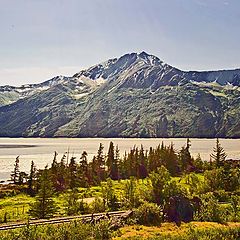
[{"xmin": 0, "ymin": 52, "xmax": 240, "ymax": 138}]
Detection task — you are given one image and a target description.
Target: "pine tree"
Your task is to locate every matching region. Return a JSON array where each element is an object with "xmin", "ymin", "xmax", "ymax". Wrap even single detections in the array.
[
  {"xmin": 90, "ymin": 156, "xmax": 98, "ymax": 185},
  {"xmin": 148, "ymin": 147, "xmax": 157, "ymax": 172},
  {"xmin": 107, "ymin": 142, "xmax": 119, "ymax": 180},
  {"xmin": 28, "ymin": 161, "xmax": 36, "ymax": 195},
  {"xmin": 178, "ymin": 138, "xmax": 193, "ymax": 172},
  {"xmin": 138, "ymin": 145, "xmax": 148, "ymax": 178},
  {"xmin": 68, "ymin": 157, "xmax": 78, "ymax": 189},
  {"xmin": 119, "ymin": 151, "xmax": 128, "ymax": 179},
  {"xmin": 64, "ymin": 189, "xmax": 80, "ymax": 216},
  {"xmin": 58, "ymin": 153, "xmax": 67, "ymax": 191},
  {"xmin": 123, "ymin": 177, "xmax": 138, "ymax": 209},
  {"xmin": 79, "ymin": 151, "xmax": 89, "ymax": 187},
  {"xmin": 11, "ymin": 156, "xmax": 20, "ymax": 184},
  {"xmin": 50, "ymin": 151, "xmax": 59, "ymax": 191},
  {"xmin": 164, "ymin": 143, "xmax": 179, "ymax": 176},
  {"xmin": 29, "ymin": 166, "xmax": 57, "ymax": 219},
  {"xmin": 96, "ymin": 143, "xmax": 106, "ymax": 181},
  {"xmin": 101, "ymin": 178, "xmax": 118, "ymax": 211},
  {"xmin": 210, "ymin": 138, "xmax": 227, "ymax": 168}
]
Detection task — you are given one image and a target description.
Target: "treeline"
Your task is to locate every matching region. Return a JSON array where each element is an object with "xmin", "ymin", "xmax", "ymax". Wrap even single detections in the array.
[
  {"xmin": 11, "ymin": 138, "xmax": 235, "ymax": 194},
  {"xmin": 8, "ymin": 138, "xmax": 239, "ymax": 223}
]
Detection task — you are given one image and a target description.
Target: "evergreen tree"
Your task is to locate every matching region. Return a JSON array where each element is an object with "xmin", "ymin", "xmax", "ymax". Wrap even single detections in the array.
[
  {"xmin": 193, "ymin": 153, "xmax": 204, "ymax": 172},
  {"xmin": 107, "ymin": 142, "xmax": 119, "ymax": 180},
  {"xmin": 101, "ymin": 178, "xmax": 118, "ymax": 211},
  {"xmin": 90, "ymin": 156, "xmax": 99, "ymax": 185},
  {"xmin": 29, "ymin": 166, "xmax": 57, "ymax": 219},
  {"xmin": 50, "ymin": 151, "xmax": 60, "ymax": 191},
  {"xmin": 149, "ymin": 165, "xmax": 171, "ymax": 205},
  {"xmin": 164, "ymin": 143, "xmax": 179, "ymax": 176},
  {"xmin": 28, "ymin": 161, "xmax": 36, "ymax": 195},
  {"xmin": 11, "ymin": 156, "xmax": 20, "ymax": 184},
  {"xmin": 119, "ymin": 151, "xmax": 128, "ymax": 179},
  {"xmin": 79, "ymin": 151, "xmax": 89, "ymax": 187},
  {"xmin": 210, "ymin": 138, "xmax": 227, "ymax": 168},
  {"xmin": 51, "ymin": 151, "xmax": 58, "ymax": 169},
  {"xmin": 178, "ymin": 138, "xmax": 193, "ymax": 172},
  {"xmin": 58, "ymin": 153, "xmax": 67, "ymax": 191},
  {"xmin": 96, "ymin": 143, "xmax": 106, "ymax": 181},
  {"xmin": 138, "ymin": 145, "xmax": 148, "ymax": 178},
  {"xmin": 64, "ymin": 189, "xmax": 80, "ymax": 216},
  {"xmin": 68, "ymin": 157, "xmax": 78, "ymax": 189},
  {"xmin": 123, "ymin": 177, "xmax": 138, "ymax": 209}
]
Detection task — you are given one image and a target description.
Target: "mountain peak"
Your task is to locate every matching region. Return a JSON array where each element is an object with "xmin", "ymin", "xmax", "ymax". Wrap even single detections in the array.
[{"xmin": 137, "ymin": 51, "xmax": 163, "ymax": 65}]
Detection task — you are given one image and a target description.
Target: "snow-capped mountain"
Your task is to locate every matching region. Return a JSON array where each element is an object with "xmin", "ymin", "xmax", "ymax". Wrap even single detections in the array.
[{"xmin": 0, "ymin": 52, "xmax": 239, "ymax": 138}]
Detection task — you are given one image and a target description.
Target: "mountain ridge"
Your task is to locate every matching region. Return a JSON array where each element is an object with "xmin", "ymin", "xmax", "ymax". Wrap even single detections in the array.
[{"xmin": 0, "ymin": 51, "xmax": 240, "ymax": 138}]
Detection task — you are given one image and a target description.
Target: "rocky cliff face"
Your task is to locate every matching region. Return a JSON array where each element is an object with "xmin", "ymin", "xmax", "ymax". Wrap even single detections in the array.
[{"xmin": 0, "ymin": 52, "xmax": 240, "ymax": 138}]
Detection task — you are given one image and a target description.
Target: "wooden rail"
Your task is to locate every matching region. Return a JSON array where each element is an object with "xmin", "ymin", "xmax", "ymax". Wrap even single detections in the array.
[{"xmin": 0, "ymin": 210, "xmax": 128, "ymax": 231}]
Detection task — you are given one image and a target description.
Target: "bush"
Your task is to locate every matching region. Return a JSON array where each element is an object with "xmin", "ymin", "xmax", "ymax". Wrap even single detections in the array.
[
  {"xmin": 135, "ymin": 202, "xmax": 162, "ymax": 226},
  {"xmin": 89, "ymin": 197, "xmax": 105, "ymax": 213},
  {"xmin": 213, "ymin": 190, "xmax": 231, "ymax": 202},
  {"xmin": 195, "ymin": 193, "xmax": 223, "ymax": 223},
  {"xmin": 0, "ymin": 220, "xmax": 113, "ymax": 240}
]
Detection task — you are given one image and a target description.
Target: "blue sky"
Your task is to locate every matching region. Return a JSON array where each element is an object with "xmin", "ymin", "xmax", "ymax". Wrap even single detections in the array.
[{"xmin": 0, "ymin": 0, "xmax": 239, "ymax": 86}]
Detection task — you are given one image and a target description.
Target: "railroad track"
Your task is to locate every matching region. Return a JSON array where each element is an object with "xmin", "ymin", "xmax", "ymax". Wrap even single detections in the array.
[{"xmin": 0, "ymin": 210, "xmax": 128, "ymax": 231}]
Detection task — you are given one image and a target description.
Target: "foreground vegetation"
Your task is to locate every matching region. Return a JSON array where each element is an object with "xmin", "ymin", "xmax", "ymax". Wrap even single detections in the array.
[
  {"xmin": 0, "ymin": 138, "xmax": 239, "ymax": 239},
  {"xmin": 0, "ymin": 220, "xmax": 239, "ymax": 240}
]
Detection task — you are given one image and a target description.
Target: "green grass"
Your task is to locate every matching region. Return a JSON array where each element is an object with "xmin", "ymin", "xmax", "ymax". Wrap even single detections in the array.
[
  {"xmin": 0, "ymin": 194, "xmax": 34, "ymax": 222},
  {"xmin": 0, "ymin": 173, "xmax": 238, "ymax": 224},
  {"xmin": 0, "ymin": 221, "xmax": 239, "ymax": 240},
  {"xmin": 115, "ymin": 222, "xmax": 240, "ymax": 240}
]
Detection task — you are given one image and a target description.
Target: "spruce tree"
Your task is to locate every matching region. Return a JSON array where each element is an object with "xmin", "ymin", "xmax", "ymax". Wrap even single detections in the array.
[
  {"xmin": 28, "ymin": 161, "xmax": 36, "ymax": 195},
  {"xmin": 68, "ymin": 157, "xmax": 78, "ymax": 189},
  {"xmin": 90, "ymin": 156, "xmax": 99, "ymax": 185},
  {"xmin": 138, "ymin": 145, "xmax": 148, "ymax": 178},
  {"xmin": 107, "ymin": 142, "xmax": 119, "ymax": 180},
  {"xmin": 178, "ymin": 138, "xmax": 193, "ymax": 172},
  {"xmin": 96, "ymin": 143, "xmax": 105, "ymax": 181},
  {"xmin": 11, "ymin": 156, "xmax": 20, "ymax": 184},
  {"xmin": 29, "ymin": 166, "xmax": 57, "ymax": 219},
  {"xmin": 79, "ymin": 151, "xmax": 89, "ymax": 187},
  {"xmin": 64, "ymin": 189, "xmax": 80, "ymax": 216},
  {"xmin": 210, "ymin": 138, "xmax": 227, "ymax": 168},
  {"xmin": 165, "ymin": 143, "xmax": 179, "ymax": 176}
]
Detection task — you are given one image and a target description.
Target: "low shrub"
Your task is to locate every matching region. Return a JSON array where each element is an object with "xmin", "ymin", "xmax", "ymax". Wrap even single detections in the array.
[{"xmin": 134, "ymin": 202, "xmax": 162, "ymax": 226}]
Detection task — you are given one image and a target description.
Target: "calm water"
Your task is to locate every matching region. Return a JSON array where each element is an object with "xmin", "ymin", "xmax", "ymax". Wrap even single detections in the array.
[{"xmin": 0, "ymin": 138, "xmax": 239, "ymax": 181}]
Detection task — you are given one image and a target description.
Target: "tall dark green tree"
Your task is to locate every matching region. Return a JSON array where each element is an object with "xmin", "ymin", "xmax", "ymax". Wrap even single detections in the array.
[
  {"xmin": 107, "ymin": 142, "xmax": 119, "ymax": 180},
  {"xmin": 210, "ymin": 138, "xmax": 227, "ymax": 168},
  {"xmin": 79, "ymin": 151, "xmax": 89, "ymax": 187},
  {"xmin": 68, "ymin": 157, "xmax": 78, "ymax": 189},
  {"xmin": 28, "ymin": 161, "xmax": 36, "ymax": 195},
  {"xmin": 96, "ymin": 143, "xmax": 106, "ymax": 181},
  {"xmin": 164, "ymin": 143, "xmax": 179, "ymax": 176},
  {"xmin": 29, "ymin": 166, "xmax": 57, "ymax": 219},
  {"xmin": 58, "ymin": 153, "xmax": 67, "ymax": 191},
  {"xmin": 178, "ymin": 138, "xmax": 193, "ymax": 172},
  {"xmin": 11, "ymin": 156, "xmax": 20, "ymax": 184},
  {"xmin": 138, "ymin": 145, "xmax": 148, "ymax": 178}
]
